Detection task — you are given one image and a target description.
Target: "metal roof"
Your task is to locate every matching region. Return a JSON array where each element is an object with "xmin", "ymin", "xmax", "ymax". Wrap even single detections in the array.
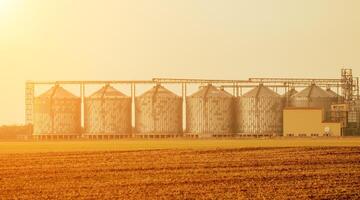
[
  {"xmin": 292, "ymin": 84, "xmax": 332, "ymax": 98},
  {"xmin": 326, "ymin": 88, "xmax": 339, "ymax": 97},
  {"xmin": 37, "ymin": 85, "xmax": 79, "ymax": 99},
  {"xmin": 242, "ymin": 84, "xmax": 280, "ymax": 98},
  {"xmin": 190, "ymin": 85, "xmax": 233, "ymax": 98},
  {"xmin": 139, "ymin": 85, "xmax": 179, "ymax": 98},
  {"xmin": 88, "ymin": 85, "xmax": 127, "ymax": 98}
]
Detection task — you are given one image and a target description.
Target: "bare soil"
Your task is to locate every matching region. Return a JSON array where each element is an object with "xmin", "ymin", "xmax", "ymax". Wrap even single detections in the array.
[{"xmin": 0, "ymin": 147, "xmax": 359, "ymax": 199}]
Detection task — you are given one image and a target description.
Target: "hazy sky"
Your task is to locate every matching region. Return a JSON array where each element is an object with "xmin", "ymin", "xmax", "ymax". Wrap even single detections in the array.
[{"xmin": 0, "ymin": 0, "xmax": 359, "ymax": 124}]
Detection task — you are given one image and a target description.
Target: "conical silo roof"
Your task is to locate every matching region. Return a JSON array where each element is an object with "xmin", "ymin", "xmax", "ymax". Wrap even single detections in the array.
[
  {"xmin": 292, "ymin": 84, "xmax": 332, "ymax": 98},
  {"xmin": 37, "ymin": 85, "xmax": 79, "ymax": 99},
  {"xmin": 139, "ymin": 85, "xmax": 179, "ymax": 98},
  {"xmin": 190, "ymin": 85, "xmax": 233, "ymax": 98},
  {"xmin": 243, "ymin": 84, "xmax": 280, "ymax": 98},
  {"xmin": 326, "ymin": 88, "xmax": 339, "ymax": 98},
  {"xmin": 89, "ymin": 85, "xmax": 127, "ymax": 98}
]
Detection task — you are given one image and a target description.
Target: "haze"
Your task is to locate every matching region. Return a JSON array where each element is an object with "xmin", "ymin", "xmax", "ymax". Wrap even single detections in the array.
[{"xmin": 0, "ymin": 0, "xmax": 359, "ymax": 125}]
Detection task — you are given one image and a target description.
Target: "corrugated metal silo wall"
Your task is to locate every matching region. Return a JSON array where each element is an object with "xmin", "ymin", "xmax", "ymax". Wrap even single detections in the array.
[
  {"xmin": 33, "ymin": 98, "xmax": 81, "ymax": 135},
  {"xmin": 33, "ymin": 98, "xmax": 52, "ymax": 134},
  {"xmin": 186, "ymin": 97, "xmax": 234, "ymax": 136},
  {"xmin": 236, "ymin": 97, "xmax": 283, "ymax": 135},
  {"xmin": 135, "ymin": 96, "xmax": 182, "ymax": 134},
  {"xmin": 52, "ymin": 99, "xmax": 81, "ymax": 134},
  {"xmin": 84, "ymin": 98, "xmax": 132, "ymax": 134},
  {"xmin": 290, "ymin": 97, "xmax": 338, "ymax": 120}
]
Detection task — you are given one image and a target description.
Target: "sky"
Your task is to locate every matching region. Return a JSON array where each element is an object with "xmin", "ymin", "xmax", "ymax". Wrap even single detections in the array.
[{"xmin": 0, "ymin": 0, "xmax": 359, "ymax": 125}]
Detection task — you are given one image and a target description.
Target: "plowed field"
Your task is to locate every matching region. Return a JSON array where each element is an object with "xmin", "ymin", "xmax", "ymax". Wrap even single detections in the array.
[{"xmin": 0, "ymin": 147, "xmax": 359, "ymax": 199}]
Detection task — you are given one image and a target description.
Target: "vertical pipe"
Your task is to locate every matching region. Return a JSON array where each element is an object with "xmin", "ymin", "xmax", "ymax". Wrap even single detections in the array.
[
  {"xmin": 80, "ymin": 83, "xmax": 83, "ymax": 131},
  {"xmin": 184, "ymin": 83, "xmax": 187, "ymax": 133},
  {"xmin": 182, "ymin": 83, "xmax": 185, "ymax": 132},
  {"xmin": 236, "ymin": 83, "xmax": 239, "ymax": 97},
  {"xmin": 233, "ymin": 82, "xmax": 235, "ymax": 96},
  {"xmin": 285, "ymin": 86, "xmax": 289, "ymax": 107},
  {"xmin": 131, "ymin": 83, "xmax": 135, "ymax": 134}
]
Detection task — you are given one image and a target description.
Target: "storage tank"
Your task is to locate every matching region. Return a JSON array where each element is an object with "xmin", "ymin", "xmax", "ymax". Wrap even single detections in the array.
[
  {"xmin": 135, "ymin": 85, "xmax": 182, "ymax": 135},
  {"xmin": 84, "ymin": 85, "xmax": 132, "ymax": 135},
  {"xmin": 326, "ymin": 88, "xmax": 344, "ymax": 103},
  {"xmin": 186, "ymin": 85, "xmax": 234, "ymax": 137},
  {"xmin": 326, "ymin": 88, "xmax": 339, "ymax": 98},
  {"xmin": 290, "ymin": 84, "xmax": 338, "ymax": 120},
  {"xmin": 236, "ymin": 84, "xmax": 283, "ymax": 136},
  {"xmin": 33, "ymin": 85, "xmax": 81, "ymax": 135},
  {"xmin": 290, "ymin": 85, "xmax": 337, "ymax": 109}
]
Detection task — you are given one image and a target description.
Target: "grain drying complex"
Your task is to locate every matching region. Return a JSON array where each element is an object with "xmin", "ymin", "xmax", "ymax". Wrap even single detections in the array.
[{"xmin": 26, "ymin": 69, "xmax": 360, "ymax": 139}]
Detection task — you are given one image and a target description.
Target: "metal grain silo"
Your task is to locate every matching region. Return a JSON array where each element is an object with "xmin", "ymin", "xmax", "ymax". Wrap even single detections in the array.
[
  {"xmin": 135, "ymin": 85, "xmax": 182, "ymax": 136},
  {"xmin": 326, "ymin": 88, "xmax": 339, "ymax": 98},
  {"xmin": 236, "ymin": 84, "xmax": 283, "ymax": 136},
  {"xmin": 326, "ymin": 88, "xmax": 344, "ymax": 103},
  {"xmin": 33, "ymin": 85, "xmax": 81, "ymax": 136},
  {"xmin": 84, "ymin": 85, "xmax": 132, "ymax": 135},
  {"xmin": 186, "ymin": 85, "xmax": 234, "ymax": 137},
  {"xmin": 290, "ymin": 84, "xmax": 338, "ymax": 120},
  {"xmin": 290, "ymin": 84, "xmax": 338, "ymax": 110}
]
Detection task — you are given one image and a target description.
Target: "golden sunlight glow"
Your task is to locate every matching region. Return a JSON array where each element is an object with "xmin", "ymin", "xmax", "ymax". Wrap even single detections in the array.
[
  {"xmin": 0, "ymin": 0, "xmax": 22, "ymax": 25},
  {"xmin": 0, "ymin": 0, "xmax": 359, "ymax": 125},
  {"xmin": 0, "ymin": 0, "xmax": 12, "ymax": 15}
]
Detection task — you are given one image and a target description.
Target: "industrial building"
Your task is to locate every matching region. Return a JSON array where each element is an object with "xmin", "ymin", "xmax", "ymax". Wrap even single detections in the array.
[
  {"xmin": 25, "ymin": 68, "xmax": 360, "ymax": 139},
  {"xmin": 284, "ymin": 108, "xmax": 341, "ymax": 137}
]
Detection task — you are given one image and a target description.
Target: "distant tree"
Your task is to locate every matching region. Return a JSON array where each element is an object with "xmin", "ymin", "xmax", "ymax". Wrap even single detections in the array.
[{"xmin": 0, "ymin": 124, "xmax": 33, "ymax": 139}]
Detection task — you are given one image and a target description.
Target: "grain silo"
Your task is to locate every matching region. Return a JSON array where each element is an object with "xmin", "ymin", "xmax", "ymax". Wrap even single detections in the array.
[
  {"xmin": 236, "ymin": 84, "xmax": 283, "ymax": 136},
  {"xmin": 186, "ymin": 85, "xmax": 234, "ymax": 137},
  {"xmin": 84, "ymin": 85, "xmax": 132, "ymax": 136},
  {"xmin": 326, "ymin": 88, "xmax": 344, "ymax": 103},
  {"xmin": 135, "ymin": 85, "xmax": 182, "ymax": 136},
  {"xmin": 33, "ymin": 85, "xmax": 81, "ymax": 137},
  {"xmin": 290, "ymin": 84, "xmax": 338, "ymax": 120},
  {"xmin": 326, "ymin": 88, "xmax": 339, "ymax": 98}
]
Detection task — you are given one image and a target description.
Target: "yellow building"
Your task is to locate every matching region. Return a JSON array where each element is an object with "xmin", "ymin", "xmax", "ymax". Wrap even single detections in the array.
[{"xmin": 283, "ymin": 108, "xmax": 342, "ymax": 136}]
